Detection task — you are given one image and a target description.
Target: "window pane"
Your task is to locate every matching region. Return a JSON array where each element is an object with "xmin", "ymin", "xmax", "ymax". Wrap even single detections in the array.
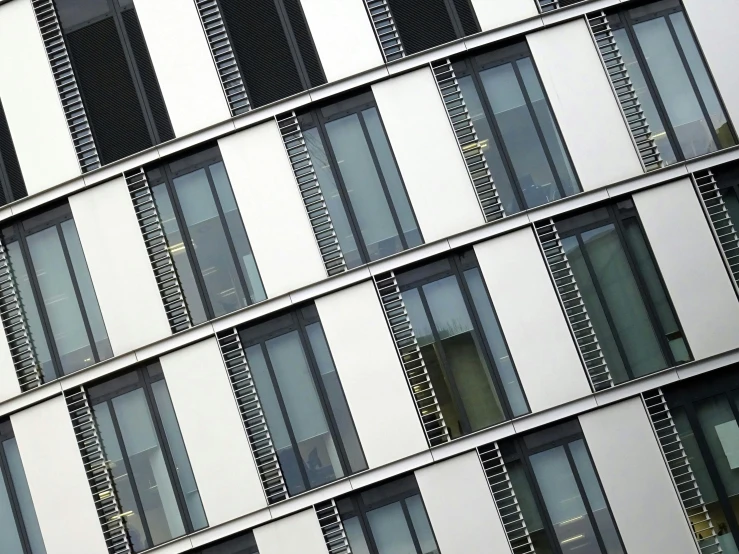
[
  {"xmin": 151, "ymin": 380, "xmax": 207, "ymax": 531},
  {"xmin": 480, "ymin": 63, "xmax": 560, "ymax": 209},
  {"xmin": 3, "ymin": 439, "xmax": 45, "ymax": 554},
  {"xmin": 344, "ymin": 516, "xmax": 372, "ymax": 554},
  {"xmin": 0, "ymin": 446, "xmax": 24, "ymax": 554},
  {"xmin": 200, "ymin": 532, "xmax": 258, "ymax": 554},
  {"xmin": 173, "ymin": 169, "xmax": 248, "ymax": 317},
  {"xmin": 508, "ymin": 460, "xmax": 555, "ymax": 554},
  {"xmin": 210, "ymin": 162, "xmax": 266, "ymax": 302},
  {"xmin": 61, "ymin": 220, "xmax": 112, "ymax": 361},
  {"xmin": 26, "ymin": 226, "xmax": 94, "ymax": 375},
  {"xmin": 406, "ymin": 495, "xmax": 440, "ymax": 554},
  {"xmin": 697, "ymin": 396, "xmax": 739, "ymax": 509},
  {"xmin": 366, "ymin": 501, "xmax": 417, "ymax": 554}
]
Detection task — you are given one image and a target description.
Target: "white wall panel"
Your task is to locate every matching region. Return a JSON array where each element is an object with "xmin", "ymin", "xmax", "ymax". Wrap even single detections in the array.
[
  {"xmin": 300, "ymin": 0, "xmax": 383, "ymax": 82},
  {"xmin": 70, "ymin": 176, "xmax": 171, "ymax": 355},
  {"xmin": 634, "ymin": 178, "xmax": 739, "ymax": 360},
  {"xmin": 470, "ymin": 0, "xmax": 539, "ymax": 31},
  {"xmin": 12, "ymin": 395, "xmax": 107, "ymax": 554},
  {"xmin": 159, "ymin": 338, "xmax": 266, "ymax": 526},
  {"xmin": 133, "ymin": 0, "xmax": 230, "ymax": 137},
  {"xmin": 219, "ymin": 122, "xmax": 325, "ymax": 298},
  {"xmin": 580, "ymin": 398, "xmax": 697, "ymax": 554},
  {"xmin": 372, "ymin": 68, "xmax": 484, "ymax": 243},
  {"xmin": 416, "ymin": 451, "xmax": 508, "ymax": 554},
  {"xmin": 254, "ymin": 509, "xmax": 326, "ymax": 554},
  {"xmin": 316, "ymin": 280, "xmax": 427, "ymax": 468},
  {"xmin": 474, "ymin": 229, "xmax": 591, "ymax": 412},
  {"xmin": 528, "ymin": 19, "xmax": 642, "ymax": 191},
  {"xmin": 0, "ymin": 0, "xmax": 79, "ymax": 195},
  {"xmin": 0, "ymin": 330, "xmax": 20, "ymax": 403}
]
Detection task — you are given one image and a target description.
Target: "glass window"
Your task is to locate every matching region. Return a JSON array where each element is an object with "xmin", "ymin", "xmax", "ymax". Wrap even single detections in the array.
[
  {"xmin": 89, "ymin": 364, "xmax": 207, "ymax": 552},
  {"xmin": 189, "ymin": 530, "xmax": 259, "ymax": 554},
  {"xmin": 241, "ymin": 305, "xmax": 366, "ymax": 497}
]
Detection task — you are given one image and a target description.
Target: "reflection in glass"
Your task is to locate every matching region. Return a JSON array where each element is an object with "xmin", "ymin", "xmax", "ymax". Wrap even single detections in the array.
[
  {"xmin": 3, "ymin": 438, "xmax": 46, "ymax": 554},
  {"xmin": 366, "ymin": 502, "xmax": 418, "ymax": 554}
]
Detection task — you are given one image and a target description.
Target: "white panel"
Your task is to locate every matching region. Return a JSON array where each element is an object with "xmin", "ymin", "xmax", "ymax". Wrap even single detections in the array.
[
  {"xmin": 469, "ymin": 0, "xmax": 539, "ymax": 31},
  {"xmin": 11, "ymin": 395, "xmax": 107, "ymax": 554},
  {"xmin": 315, "ymin": 280, "xmax": 427, "ymax": 468},
  {"xmin": 0, "ymin": 330, "xmax": 20, "ymax": 403},
  {"xmin": 254, "ymin": 509, "xmax": 326, "ymax": 554},
  {"xmin": 69, "ymin": 176, "xmax": 171, "ymax": 355},
  {"xmin": 218, "ymin": 121, "xmax": 325, "ymax": 298},
  {"xmin": 682, "ymin": 0, "xmax": 739, "ymax": 126},
  {"xmin": 372, "ymin": 68, "xmax": 485, "ymax": 243},
  {"xmin": 159, "ymin": 338, "xmax": 266, "ymax": 526},
  {"xmin": 474, "ymin": 228, "xmax": 591, "ymax": 412},
  {"xmin": 0, "ymin": 0, "xmax": 79, "ymax": 195},
  {"xmin": 416, "ymin": 452, "xmax": 508, "ymax": 554},
  {"xmin": 133, "ymin": 0, "xmax": 230, "ymax": 136},
  {"xmin": 634, "ymin": 178, "xmax": 739, "ymax": 359},
  {"xmin": 527, "ymin": 19, "xmax": 642, "ymax": 191},
  {"xmin": 300, "ymin": 0, "xmax": 383, "ymax": 82},
  {"xmin": 580, "ymin": 398, "xmax": 696, "ymax": 554}
]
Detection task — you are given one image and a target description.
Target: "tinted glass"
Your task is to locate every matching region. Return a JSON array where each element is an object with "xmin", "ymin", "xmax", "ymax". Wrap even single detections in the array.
[
  {"xmin": 3, "ymin": 438, "xmax": 45, "ymax": 554},
  {"xmin": 55, "ymin": 0, "xmax": 110, "ymax": 29},
  {"xmin": 508, "ymin": 461, "xmax": 554, "ymax": 553},
  {"xmin": 406, "ymin": 495, "xmax": 440, "ymax": 554},
  {"xmin": 344, "ymin": 517, "xmax": 371, "ymax": 554},
  {"xmin": 366, "ymin": 502, "xmax": 418, "ymax": 554},
  {"xmin": 0, "ymin": 448, "xmax": 24, "ymax": 553}
]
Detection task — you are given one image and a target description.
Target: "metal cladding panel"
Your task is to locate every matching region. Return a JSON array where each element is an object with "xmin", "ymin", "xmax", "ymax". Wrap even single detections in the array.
[
  {"xmin": 254, "ymin": 509, "xmax": 326, "ymax": 554},
  {"xmin": 469, "ymin": 0, "xmax": 538, "ymax": 31}
]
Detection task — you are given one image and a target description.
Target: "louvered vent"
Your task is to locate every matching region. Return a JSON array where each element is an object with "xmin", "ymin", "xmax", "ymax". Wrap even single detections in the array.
[
  {"xmin": 386, "ymin": 0, "xmax": 457, "ymax": 55},
  {"xmin": 315, "ymin": 499, "xmax": 351, "ymax": 554},
  {"xmin": 363, "ymin": 0, "xmax": 404, "ymax": 62},
  {"xmin": 0, "ymin": 100, "xmax": 27, "ymax": 203},
  {"xmin": 536, "ymin": 0, "xmax": 586, "ymax": 12},
  {"xmin": 451, "ymin": 0, "xmax": 480, "ymax": 36},
  {"xmin": 282, "ymin": 0, "xmax": 326, "ymax": 88}
]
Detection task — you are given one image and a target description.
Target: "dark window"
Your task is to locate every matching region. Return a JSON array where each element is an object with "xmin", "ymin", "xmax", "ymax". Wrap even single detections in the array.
[
  {"xmin": 218, "ymin": 0, "xmax": 326, "ymax": 109},
  {"xmin": 1, "ymin": 204, "xmax": 112, "ymax": 383},
  {"xmin": 336, "ymin": 474, "xmax": 440, "ymax": 554},
  {"xmin": 497, "ymin": 420, "xmax": 625, "ymax": 554},
  {"xmin": 607, "ymin": 0, "xmax": 736, "ymax": 164},
  {"xmin": 397, "ymin": 250, "xmax": 528, "ymax": 439},
  {"xmin": 385, "ymin": 0, "xmax": 480, "ymax": 55},
  {"xmin": 55, "ymin": 0, "xmax": 174, "ymax": 166},
  {"xmin": 714, "ymin": 163, "xmax": 739, "ymax": 233},
  {"xmin": 0, "ymin": 421, "xmax": 45, "ymax": 554},
  {"xmin": 0, "ymin": 98, "xmax": 27, "ymax": 206},
  {"xmin": 296, "ymin": 91, "xmax": 422, "ymax": 268},
  {"xmin": 147, "ymin": 147, "xmax": 265, "ymax": 323},
  {"xmin": 188, "ymin": 530, "xmax": 259, "ymax": 554},
  {"xmin": 452, "ymin": 42, "xmax": 580, "ymax": 214},
  {"xmin": 556, "ymin": 199, "xmax": 691, "ymax": 384},
  {"xmin": 240, "ymin": 304, "xmax": 366, "ymax": 497},
  {"xmin": 88, "ymin": 363, "xmax": 207, "ymax": 552}
]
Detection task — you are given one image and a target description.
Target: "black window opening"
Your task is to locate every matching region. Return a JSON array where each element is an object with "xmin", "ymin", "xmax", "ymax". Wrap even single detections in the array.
[
  {"xmin": 556, "ymin": 199, "xmax": 691, "ymax": 386},
  {"xmin": 1, "ymin": 204, "xmax": 113, "ymax": 384},
  {"xmin": 607, "ymin": 0, "xmax": 736, "ymax": 165},
  {"xmin": 188, "ymin": 530, "xmax": 258, "ymax": 554},
  {"xmin": 295, "ymin": 91, "xmax": 423, "ymax": 268},
  {"xmin": 451, "ymin": 41, "xmax": 580, "ymax": 215},
  {"xmin": 397, "ymin": 250, "xmax": 529, "ymax": 440},
  {"xmin": 497, "ymin": 420, "xmax": 625, "ymax": 554},
  {"xmin": 385, "ymin": 0, "xmax": 480, "ymax": 56},
  {"xmin": 54, "ymin": 0, "xmax": 175, "ymax": 166},
  {"xmin": 147, "ymin": 146, "xmax": 266, "ymax": 324},
  {"xmin": 336, "ymin": 474, "xmax": 440, "ymax": 554},
  {"xmin": 0, "ymin": 98, "xmax": 27, "ymax": 206},
  {"xmin": 240, "ymin": 304, "xmax": 366, "ymax": 497},
  {"xmin": 714, "ymin": 163, "xmax": 739, "ymax": 235},
  {"xmin": 217, "ymin": 0, "xmax": 326, "ymax": 109},
  {"xmin": 0, "ymin": 421, "xmax": 46, "ymax": 554},
  {"xmin": 88, "ymin": 363, "xmax": 207, "ymax": 552}
]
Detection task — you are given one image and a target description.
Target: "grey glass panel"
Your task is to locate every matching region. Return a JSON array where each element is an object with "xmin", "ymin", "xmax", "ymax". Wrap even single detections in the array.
[
  {"xmin": 173, "ymin": 168, "xmax": 248, "ymax": 317},
  {"xmin": 0, "ymin": 442, "xmax": 24, "ymax": 554},
  {"xmin": 151, "ymin": 380, "xmax": 207, "ymax": 531},
  {"xmin": 4, "ymin": 439, "xmax": 45, "ymax": 554},
  {"xmin": 406, "ymin": 495, "xmax": 440, "ymax": 554},
  {"xmin": 303, "ymin": 128, "xmax": 363, "ymax": 268},
  {"xmin": 366, "ymin": 501, "xmax": 417, "ymax": 554},
  {"xmin": 151, "ymin": 184, "xmax": 207, "ymax": 325},
  {"xmin": 61, "ymin": 219, "xmax": 113, "ymax": 361},
  {"xmin": 305, "ymin": 322, "xmax": 366, "ymax": 473},
  {"xmin": 634, "ymin": 17, "xmax": 717, "ymax": 159},
  {"xmin": 210, "ymin": 162, "xmax": 266, "ymax": 303},
  {"xmin": 55, "ymin": 0, "xmax": 109, "ymax": 30},
  {"xmin": 697, "ymin": 395, "xmax": 739, "ymax": 514},
  {"xmin": 508, "ymin": 460, "xmax": 554, "ymax": 553},
  {"xmin": 464, "ymin": 268, "xmax": 527, "ymax": 417},
  {"xmin": 27, "ymin": 227, "xmax": 94, "ymax": 375},
  {"xmin": 344, "ymin": 516, "xmax": 371, "ymax": 554},
  {"xmin": 480, "ymin": 63, "xmax": 560, "ymax": 209}
]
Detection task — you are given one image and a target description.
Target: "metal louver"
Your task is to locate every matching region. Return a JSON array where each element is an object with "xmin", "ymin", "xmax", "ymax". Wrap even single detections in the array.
[
  {"xmin": 194, "ymin": 0, "xmax": 249, "ymax": 116},
  {"xmin": 587, "ymin": 10, "xmax": 662, "ymax": 172},
  {"xmin": 534, "ymin": 219, "xmax": 613, "ymax": 391},
  {"xmin": 216, "ymin": 327, "xmax": 289, "ymax": 504},
  {"xmin": 66, "ymin": 387, "xmax": 133, "ymax": 554},
  {"xmin": 477, "ymin": 442, "xmax": 536, "ymax": 554},
  {"xmin": 276, "ymin": 112, "xmax": 346, "ymax": 276},
  {"xmin": 125, "ymin": 168, "xmax": 192, "ymax": 334},
  {"xmin": 431, "ymin": 59, "xmax": 504, "ymax": 224},
  {"xmin": 693, "ymin": 169, "xmax": 739, "ymax": 296},
  {"xmin": 363, "ymin": 0, "xmax": 404, "ymax": 62},
  {"xmin": 536, "ymin": 0, "xmax": 585, "ymax": 12},
  {"xmin": 31, "ymin": 0, "xmax": 101, "ymax": 173},
  {"xmin": 315, "ymin": 499, "xmax": 352, "ymax": 554},
  {"xmin": 373, "ymin": 271, "xmax": 450, "ymax": 447},
  {"xmin": 642, "ymin": 389, "xmax": 722, "ymax": 553}
]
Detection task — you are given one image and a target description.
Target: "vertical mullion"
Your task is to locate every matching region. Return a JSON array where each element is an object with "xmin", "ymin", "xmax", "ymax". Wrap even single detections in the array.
[
  {"xmin": 354, "ymin": 495, "xmax": 382, "ymax": 554},
  {"xmin": 399, "ymin": 498, "xmax": 424, "ymax": 554},
  {"xmin": 0, "ymin": 440, "xmax": 33, "ymax": 554},
  {"xmin": 272, "ymin": 0, "xmax": 310, "ymax": 90}
]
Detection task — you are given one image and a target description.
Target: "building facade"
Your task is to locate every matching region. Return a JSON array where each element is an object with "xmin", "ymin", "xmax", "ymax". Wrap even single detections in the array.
[{"xmin": 0, "ymin": 0, "xmax": 737, "ymax": 552}]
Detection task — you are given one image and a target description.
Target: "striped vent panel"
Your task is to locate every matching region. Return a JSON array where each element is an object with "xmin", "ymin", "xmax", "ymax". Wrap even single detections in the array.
[
  {"xmin": 0, "ymin": 100, "xmax": 27, "ymax": 203},
  {"xmin": 386, "ymin": 0, "xmax": 457, "ymax": 55},
  {"xmin": 217, "ymin": 328, "xmax": 289, "ymax": 504},
  {"xmin": 364, "ymin": 0, "xmax": 404, "ymax": 62},
  {"xmin": 534, "ymin": 219, "xmax": 613, "ymax": 391},
  {"xmin": 66, "ymin": 387, "xmax": 133, "ymax": 554},
  {"xmin": 643, "ymin": 389, "xmax": 722, "ymax": 554},
  {"xmin": 282, "ymin": 0, "xmax": 326, "ymax": 89},
  {"xmin": 315, "ymin": 499, "xmax": 351, "ymax": 554},
  {"xmin": 451, "ymin": 0, "xmax": 480, "ymax": 36},
  {"xmin": 536, "ymin": 0, "xmax": 586, "ymax": 12},
  {"xmin": 374, "ymin": 271, "xmax": 450, "ymax": 447}
]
